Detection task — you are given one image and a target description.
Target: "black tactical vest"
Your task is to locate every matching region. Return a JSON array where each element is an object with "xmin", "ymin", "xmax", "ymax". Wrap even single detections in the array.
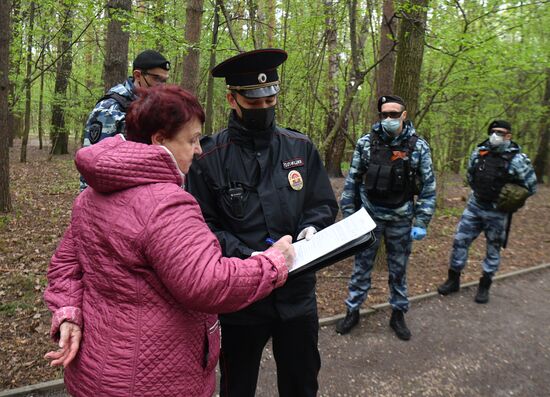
[
  {"xmin": 364, "ymin": 133, "xmax": 418, "ymax": 208},
  {"xmin": 471, "ymin": 144, "xmax": 517, "ymax": 203}
]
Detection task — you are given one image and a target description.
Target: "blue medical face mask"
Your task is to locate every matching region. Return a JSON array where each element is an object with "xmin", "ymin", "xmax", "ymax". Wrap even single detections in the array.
[{"xmin": 381, "ymin": 118, "xmax": 402, "ymax": 135}]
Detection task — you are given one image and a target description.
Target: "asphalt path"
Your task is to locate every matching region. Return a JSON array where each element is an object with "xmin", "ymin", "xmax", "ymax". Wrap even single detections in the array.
[
  {"xmin": 3, "ymin": 267, "xmax": 549, "ymax": 397},
  {"xmin": 256, "ymin": 267, "xmax": 550, "ymax": 396}
]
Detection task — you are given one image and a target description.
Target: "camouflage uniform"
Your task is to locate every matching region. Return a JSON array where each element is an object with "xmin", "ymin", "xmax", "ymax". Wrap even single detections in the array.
[
  {"xmin": 80, "ymin": 78, "xmax": 137, "ymax": 190},
  {"xmin": 449, "ymin": 140, "xmax": 537, "ymax": 276},
  {"xmin": 341, "ymin": 120, "xmax": 436, "ymax": 312}
]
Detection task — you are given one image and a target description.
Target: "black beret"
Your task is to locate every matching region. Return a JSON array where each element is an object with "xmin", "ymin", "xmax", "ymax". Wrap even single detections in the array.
[
  {"xmin": 378, "ymin": 95, "xmax": 406, "ymax": 112},
  {"xmin": 133, "ymin": 50, "xmax": 170, "ymax": 71},
  {"xmin": 488, "ymin": 119, "xmax": 512, "ymax": 134},
  {"xmin": 211, "ymin": 48, "xmax": 287, "ymax": 98}
]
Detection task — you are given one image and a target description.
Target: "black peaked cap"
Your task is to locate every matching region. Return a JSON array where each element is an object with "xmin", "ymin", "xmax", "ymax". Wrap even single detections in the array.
[{"xmin": 212, "ymin": 48, "xmax": 287, "ymax": 98}]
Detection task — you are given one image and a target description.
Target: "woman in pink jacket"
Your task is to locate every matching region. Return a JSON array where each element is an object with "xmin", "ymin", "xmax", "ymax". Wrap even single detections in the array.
[{"xmin": 44, "ymin": 85, "xmax": 293, "ymax": 397}]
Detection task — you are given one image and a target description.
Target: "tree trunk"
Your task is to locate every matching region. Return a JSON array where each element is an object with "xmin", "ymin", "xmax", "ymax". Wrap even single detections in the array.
[
  {"xmin": 534, "ymin": 67, "xmax": 550, "ymax": 183},
  {"xmin": 181, "ymin": 0, "xmax": 204, "ymax": 94},
  {"xmin": 449, "ymin": 126, "xmax": 464, "ymax": 173},
  {"xmin": 0, "ymin": 0, "xmax": 12, "ymax": 212},
  {"xmin": 38, "ymin": 37, "xmax": 45, "ymax": 150},
  {"xmin": 20, "ymin": 2, "xmax": 35, "ymax": 163},
  {"xmin": 8, "ymin": 0, "xmax": 21, "ymax": 147},
  {"xmin": 50, "ymin": 3, "xmax": 73, "ymax": 156},
  {"xmin": 154, "ymin": 0, "xmax": 166, "ymax": 52},
  {"xmin": 247, "ymin": 0, "xmax": 259, "ymax": 48},
  {"xmin": 103, "ymin": 0, "xmax": 131, "ymax": 92},
  {"xmin": 204, "ymin": 1, "xmax": 220, "ymax": 136},
  {"xmin": 367, "ymin": 0, "xmax": 398, "ymax": 128},
  {"xmin": 323, "ymin": 0, "xmax": 371, "ymax": 175},
  {"xmin": 323, "ymin": 0, "xmax": 343, "ymax": 177},
  {"xmin": 393, "ymin": 0, "xmax": 429, "ymax": 123},
  {"xmin": 376, "ymin": 0, "xmax": 397, "ymax": 98},
  {"xmin": 265, "ymin": 0, "xmax": 276, "ymax": 47}
]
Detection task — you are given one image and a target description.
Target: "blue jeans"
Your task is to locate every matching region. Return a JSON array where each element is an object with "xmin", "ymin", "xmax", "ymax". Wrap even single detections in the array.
[
  {"xmin": 345, "ymin": 219, "xmax": 412, "ymax": 312},
  {"xmin": 450, "ymin": 199, "xmax": 507, "ymax": 276}
]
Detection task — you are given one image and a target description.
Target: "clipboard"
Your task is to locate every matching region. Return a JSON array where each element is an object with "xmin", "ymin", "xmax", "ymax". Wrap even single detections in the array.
[
  {"xmin": 288, "ymin": 231, "xmax": 376, "ymax": 278},
  {"xmin": 288, "ymin": 208, "xmax": 377, "ymax": 279}
]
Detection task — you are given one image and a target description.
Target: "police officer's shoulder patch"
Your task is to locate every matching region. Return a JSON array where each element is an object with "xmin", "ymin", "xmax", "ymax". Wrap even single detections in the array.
[
  {"xmin": 282, "ymin": 127, "xmax": 306, "ymax": 136},
  {"xmin": 199, "ymin": 135, "xmax": 215, "ymax": 152},
  {"xmin": 89, "ymin": 121, "xmax": 102, "ymax": 144}
]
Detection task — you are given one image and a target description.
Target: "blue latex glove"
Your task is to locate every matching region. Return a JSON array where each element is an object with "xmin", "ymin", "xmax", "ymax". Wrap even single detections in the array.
[{"xmin": 411, "ymin": 227, "xmax": 427, "ymax": 241}]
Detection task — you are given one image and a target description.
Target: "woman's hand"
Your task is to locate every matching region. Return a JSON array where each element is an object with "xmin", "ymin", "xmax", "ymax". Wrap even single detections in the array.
[
  {"xmin": 272, "ymin": 235, "xmax": 295, "ymax": 270},
  {"xmin": 44, "ymin": 321, "xmax": 82, "ymax": 368}
]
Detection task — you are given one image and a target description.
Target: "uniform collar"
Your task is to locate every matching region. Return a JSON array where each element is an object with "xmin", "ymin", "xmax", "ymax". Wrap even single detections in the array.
[
  {"xmin": 124, "ymin": 77, "xmax": 138, "ymax": 101},
  {"xmin": 479, "ymin": 139, "xmax": 519, "ymax": 154}
]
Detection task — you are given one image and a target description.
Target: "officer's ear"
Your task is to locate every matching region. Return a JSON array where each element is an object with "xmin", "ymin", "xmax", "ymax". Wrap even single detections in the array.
[
  {"xmin": 401, "ymin": 109, "xmax": 407, "ymax": 120},
  {"xmin": 133, "ymin": 69, "xmax": 142, "ymax": 85},
  {"xmin": 226, "ymin": 92, "xmax": 237, "ymax": 110}
]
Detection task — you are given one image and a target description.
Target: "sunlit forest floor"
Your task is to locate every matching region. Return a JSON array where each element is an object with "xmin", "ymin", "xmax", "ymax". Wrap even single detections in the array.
[{"xmin": 1, "ymin": 140, "xmax": 549, "ymax": 389}]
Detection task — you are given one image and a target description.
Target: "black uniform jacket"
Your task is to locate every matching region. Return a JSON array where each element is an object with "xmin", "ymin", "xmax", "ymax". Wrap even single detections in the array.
[{"xmin": 187, "ymin": 112, "xmax": 338, "ymax": 324}]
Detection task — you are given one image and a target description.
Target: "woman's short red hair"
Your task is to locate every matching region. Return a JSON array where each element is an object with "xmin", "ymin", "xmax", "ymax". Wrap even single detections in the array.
[{"xmin": 125, "ymin": 85, "xmax": 205, "ymax": 144}]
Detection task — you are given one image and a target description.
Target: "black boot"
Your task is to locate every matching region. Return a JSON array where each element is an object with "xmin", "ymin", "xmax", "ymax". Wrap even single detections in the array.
[
  {"xmin": 437, "ymin": 268, "xmax": 461, "ymax": 295},
  {"xmin": 389, "ymin": 310, "xmax": 411, "ymax": 341},
  {"xmin": 475, "ymin": 272, "xmax": 492, "ymax": 304},
  {"xmin": 335, "ymin": 309, "xmax": 359, "ymax": 334}
]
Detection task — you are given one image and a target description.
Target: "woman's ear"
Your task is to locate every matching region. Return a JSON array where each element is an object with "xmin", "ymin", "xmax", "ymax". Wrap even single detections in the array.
[{"xmin": 151, "ymin": 131, "xmax": 165, "ymax": 145}]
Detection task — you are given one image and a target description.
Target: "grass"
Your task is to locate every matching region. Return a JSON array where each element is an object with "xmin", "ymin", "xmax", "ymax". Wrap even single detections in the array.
[
  {"xmin": 0, "ymin": 275, "xmax": 38, "ymax": 317},
  {"xmin": 437, "ymin": 206, "xmax": 464, "ymax": 218},
  {"xmin": 0, "ymin": 214, "xmax": 11, "ymax": 230}
]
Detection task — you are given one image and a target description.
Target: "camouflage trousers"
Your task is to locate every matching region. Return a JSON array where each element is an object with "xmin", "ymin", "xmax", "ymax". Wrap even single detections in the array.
[
  {"xmin": 345, "ymin": 219, "xmax": 412, "ymax": 313},
  {"xmin": 450, "ymin": 199, "xmax": 508, "ymax": 276}
]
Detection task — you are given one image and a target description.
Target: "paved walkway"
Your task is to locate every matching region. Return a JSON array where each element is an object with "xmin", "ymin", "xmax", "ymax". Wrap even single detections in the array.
[
  {"xmin": 3, "ymin": 267, "xmax": 550, "ymax": 397},
  {"xmin": 256, "ymin": 266, "xmax": 550, "ymax": 396}
]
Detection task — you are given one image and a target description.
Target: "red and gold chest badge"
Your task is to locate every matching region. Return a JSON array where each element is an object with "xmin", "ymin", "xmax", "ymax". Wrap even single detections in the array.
[{"xmin": 288, "ymin": 170, "xmax": 304, "ymax": 190}]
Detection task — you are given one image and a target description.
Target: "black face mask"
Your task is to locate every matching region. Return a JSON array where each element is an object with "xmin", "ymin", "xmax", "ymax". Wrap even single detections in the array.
[{"xmin": 234, "ymin": 98, "xmax": 276, "ymax": 131}]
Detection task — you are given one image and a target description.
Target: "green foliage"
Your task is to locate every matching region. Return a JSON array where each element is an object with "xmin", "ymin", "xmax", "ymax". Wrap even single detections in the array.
[{"xmin": 7, "ymin": 0, "xmax": 549, "ymax": 175}]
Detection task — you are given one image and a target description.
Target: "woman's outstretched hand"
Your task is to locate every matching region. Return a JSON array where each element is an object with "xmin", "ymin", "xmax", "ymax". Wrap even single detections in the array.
[{"xmin": 44, "ymin": 321, "xmax": 82, "ymax": 368}]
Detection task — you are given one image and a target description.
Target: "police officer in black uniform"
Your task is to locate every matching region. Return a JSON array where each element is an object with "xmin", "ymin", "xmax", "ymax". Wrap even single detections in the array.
[{"xmin": 187, "ymin": 48, "xmax": 338, "ymax": 397}]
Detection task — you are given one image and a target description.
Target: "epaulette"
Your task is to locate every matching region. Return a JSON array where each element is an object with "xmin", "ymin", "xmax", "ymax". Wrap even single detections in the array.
[
  {"xmin": 200, "ymin": 135, "xmax": 215, "ymax": 151},
  {"xmin": 282, "ymin": 126, "xmax": 306, "ymax": 136}
]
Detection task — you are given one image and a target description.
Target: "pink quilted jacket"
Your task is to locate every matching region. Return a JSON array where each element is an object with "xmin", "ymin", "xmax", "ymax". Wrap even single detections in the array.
[{"xmin": 44, "ymin": 135, "xmax": 288, "ymax": 397}]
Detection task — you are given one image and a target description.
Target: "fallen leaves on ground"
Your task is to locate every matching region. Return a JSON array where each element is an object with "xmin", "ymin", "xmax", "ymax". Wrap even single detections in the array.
[{"xmin": 1, "ymin": 142, "xmax": 549, "ymax": 390}]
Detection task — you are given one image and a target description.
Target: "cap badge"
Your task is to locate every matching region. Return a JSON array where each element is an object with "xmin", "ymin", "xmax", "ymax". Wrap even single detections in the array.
[
  {"xmin": 288, "ymin": 170, "xmax": 304, "ymax": 191},
  {"xmin": 258, "ymin": 73, "xmax": 267, "ymax": 83},
  {"xmin": 382, "ymin": 97, "xmax": 386, "ymax": 103},
  {"xmin": 165, "ymin": 62, "xmax": 170, "ymax": 70}
]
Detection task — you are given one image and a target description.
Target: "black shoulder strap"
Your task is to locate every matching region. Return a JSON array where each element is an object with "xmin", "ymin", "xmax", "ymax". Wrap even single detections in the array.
[
  {"xmin": 407, "ymin": 133, "xmax": 418, "ymax": 156},
  {"xmin": 96, "ymin": 92, "xmax": 132, "ymax": 112},
  {"xmin": 370, "ymin": 132, "xmax": 380, "ymax": 148}
]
